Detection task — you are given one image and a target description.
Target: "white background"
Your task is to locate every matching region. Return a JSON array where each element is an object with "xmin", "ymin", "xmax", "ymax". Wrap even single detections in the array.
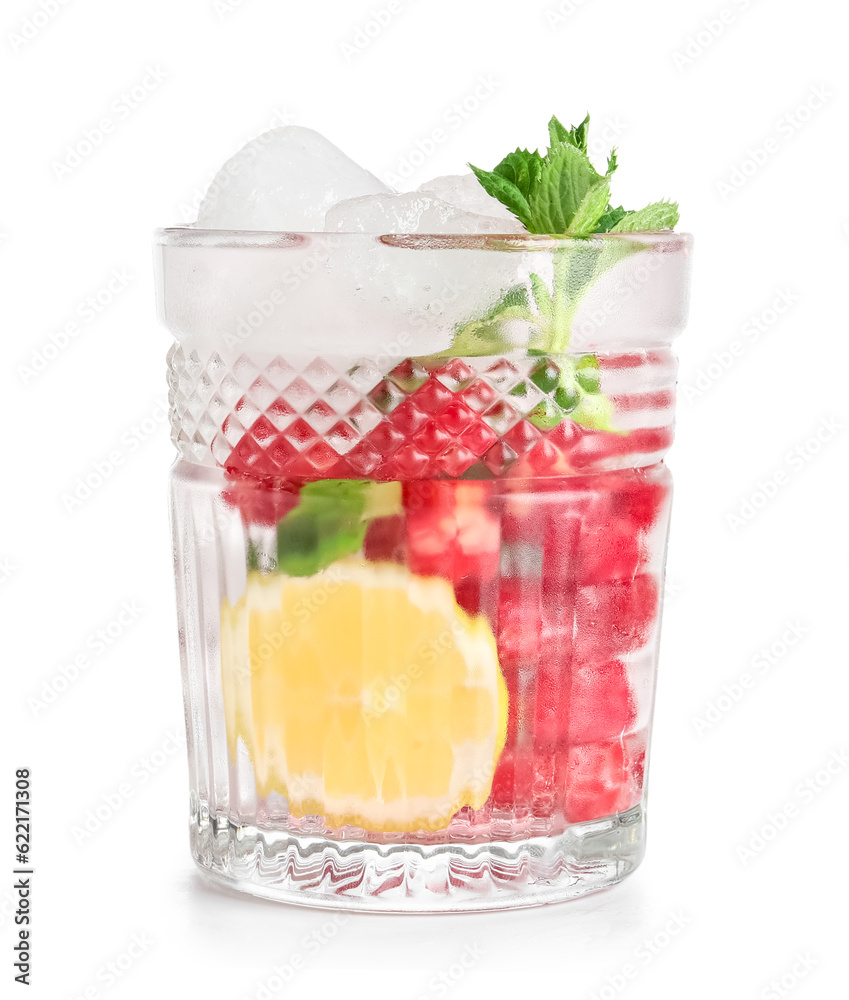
[{"xmin": 2, "ymin": 0, "xmax": 847, "ymax": 997}]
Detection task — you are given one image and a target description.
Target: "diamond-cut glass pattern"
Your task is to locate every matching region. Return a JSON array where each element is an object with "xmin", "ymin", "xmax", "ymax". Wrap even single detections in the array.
[
  {"xmin": 387, "ymin": 359, "xmax": 429, "ymax": 393},
  {"xmin": 167, "ymin": 348, "xmax": 676, "ymax": 478},
  {"xmin": 367, "ymin": 380, "xmax": 406, "ymax": 415}
]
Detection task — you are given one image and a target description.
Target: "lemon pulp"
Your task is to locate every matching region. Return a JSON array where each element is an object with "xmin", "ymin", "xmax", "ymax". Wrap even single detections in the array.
[{"xmin": 220, "ymin": 561, "xmax": 508, "ymax": 832}]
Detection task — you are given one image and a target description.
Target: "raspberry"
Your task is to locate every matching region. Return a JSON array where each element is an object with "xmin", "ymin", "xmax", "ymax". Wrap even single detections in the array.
[
  {"xmin": 489, "ymin": 748, "xmax": 555, "ymax": 818},
  {"xmin": 608, "ymin": 467, "xmax": 671, "ymax": 531},
  {"xmin": 496, "ymin": 578, "xmax": 572, "ymax": 670},
  {"xmin": 404, "ymin": 481, "xmax": 500, "ymax": 584},
  {"xmin": 578, "ymin": 514, "xmax": 644, "ymax": 584},
  {"xmin": 569, "ymin": 426, "xmax": 673, "ymax": 472},
  {"xmin": 562, "ymin": 734, "xmax": 646, "ymax": 823},
  {"xmin": 532, "ymin": 660, "xmax": 570, "ymax": 749},
  {"xmin": 363, "ymin": 515, "xmax": 405, "ymax": 563},
  {"xmin": 574, "ymin": 574, "xmax": 659, "ymax": 661},
  {"xmin": 568, "ymin": 659, "xmax": 636, "ymax": 744},
  {"xmin": 222, "ymin": 476, "xmax": 300, "ymax": 526}
]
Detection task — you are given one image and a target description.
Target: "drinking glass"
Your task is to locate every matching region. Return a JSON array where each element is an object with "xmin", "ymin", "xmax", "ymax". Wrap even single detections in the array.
[{"xmin": 156, "ymin": 228, "xmax": 692, "ymax": 911}]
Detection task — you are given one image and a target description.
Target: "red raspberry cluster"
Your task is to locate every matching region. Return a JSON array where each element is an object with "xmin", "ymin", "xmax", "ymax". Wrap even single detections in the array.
[{"xmin": 365, "ymin": 469, "xmax": 669, "ymax": 826}]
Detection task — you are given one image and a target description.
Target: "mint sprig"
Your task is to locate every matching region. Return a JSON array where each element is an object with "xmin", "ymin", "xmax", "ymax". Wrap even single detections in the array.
[
  {"xmin": 468, "ymin": 113, "xmax": 677, "ymax": 237},
  {"xmin": 455, "ymin": 113, "xmax": 680, "ymax": 432}
]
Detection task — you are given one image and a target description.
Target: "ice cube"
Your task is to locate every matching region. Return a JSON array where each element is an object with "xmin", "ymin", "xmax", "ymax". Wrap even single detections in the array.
[
  {"xmin": 324, "ymin": 192, "xmax": 525, "ymax": 234},
  {"xmin": 417, "ymin": 173, "xmax": 521, "ymax": 223},
  {"xmin": 196, "ymin": 126, "xmax": 391, "ymax": 232},
  {"xmin": 320, "ymin": 192, "xmax": 526, "ymax": 344}
]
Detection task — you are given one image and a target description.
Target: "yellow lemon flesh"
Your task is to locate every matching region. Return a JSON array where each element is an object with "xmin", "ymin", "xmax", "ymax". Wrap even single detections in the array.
[{"xmin": 220, "ymin": 562, "xmax": 508, "ymax": 832}]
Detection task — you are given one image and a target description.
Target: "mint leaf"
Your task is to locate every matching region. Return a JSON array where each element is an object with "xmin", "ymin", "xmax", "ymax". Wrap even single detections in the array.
[
  {"xmin": 527, "ymin": 397, "xmax": 565, "ymax": 431},
  {"xmin": 468, "ymin": 163, "xmax": 532, "ymax": 228},
  {"xmin": 574, "ymin": 354, "xmax": 602, "ymax": 393},
  {"xmin": 525, "ymin": 354, "xmax": 621, "ymax": 433},
  {"xmin": 528, "ymin": 142, "xmax": 601, "ymax": 233},
  {"xmin": 548, "ymin": 114, "xmax": 570, "ymax": 146},
  {"xmin": 486, "ymin": 283, "xmax": 532, "ymax": 314},
  {"xmin": 492, "ymin": 148, "xmax": 544, "ymax": 200},
  {"xmin": 276, "ymin": 479, "xmax": 370, "ymax": 576},
  {"xmin": 594, "ymin": 205, "xmax": 627, "ymax": 232},
  {"xmin": 548, "ymin": 113, "xmax": 589, "ymax": 153},
  {"xmin": 529, "ymin": 272, "xmax": 553, "ymax": 319},
  {"xmin": 530, "ymin": 358, "xmax": 561, "ymax": 394},
  {"xmin": 448, "ymin": 284, "xmax": 534, "ymax": 357},
  {"xmin": 569, "ymin": 392, "xmax": 617, "ymax": 432},
  {"xmin": 606, "ymin": 148, "xmax": 618, "ymax": 176},
  {"xmin": 611, "ymin": 200, "xmax": 679, "ymax": 232},
  {"xmin": 569, "ymin": 178, "xmax": 611, "ymax": 235},
  {"xmin": 572, "ymin": 113, "xmax": 590, "ymax": 154}
]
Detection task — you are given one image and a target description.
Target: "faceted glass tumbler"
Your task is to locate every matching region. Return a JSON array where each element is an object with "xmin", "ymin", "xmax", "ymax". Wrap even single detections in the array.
[{"xmin": 156, "ymin": 229, "xmax": 692, "ymax": 911}]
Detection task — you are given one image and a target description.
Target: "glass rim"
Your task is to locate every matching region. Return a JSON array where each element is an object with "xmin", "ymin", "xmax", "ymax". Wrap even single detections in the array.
[{"xmin": 155, "ymin": 226, "xmax": 693, "ymax": 252}]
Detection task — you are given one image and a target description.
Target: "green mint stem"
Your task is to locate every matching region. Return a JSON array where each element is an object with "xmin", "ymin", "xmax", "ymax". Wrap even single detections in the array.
[{"xmin": 550, "ymin": 247, "xmax": 574, "ymax": 353}]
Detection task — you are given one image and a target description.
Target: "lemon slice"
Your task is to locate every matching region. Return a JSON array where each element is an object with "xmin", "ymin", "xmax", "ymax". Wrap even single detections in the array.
[{"xmin": 220, "ymin": 562, "xmax": 508, "ymax": 832}]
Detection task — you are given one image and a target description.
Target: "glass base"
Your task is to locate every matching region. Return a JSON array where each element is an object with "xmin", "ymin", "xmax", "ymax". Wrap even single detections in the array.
[{"xmin": 190, "ymin": 801, "xmax": 645, "ymax": 912}]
